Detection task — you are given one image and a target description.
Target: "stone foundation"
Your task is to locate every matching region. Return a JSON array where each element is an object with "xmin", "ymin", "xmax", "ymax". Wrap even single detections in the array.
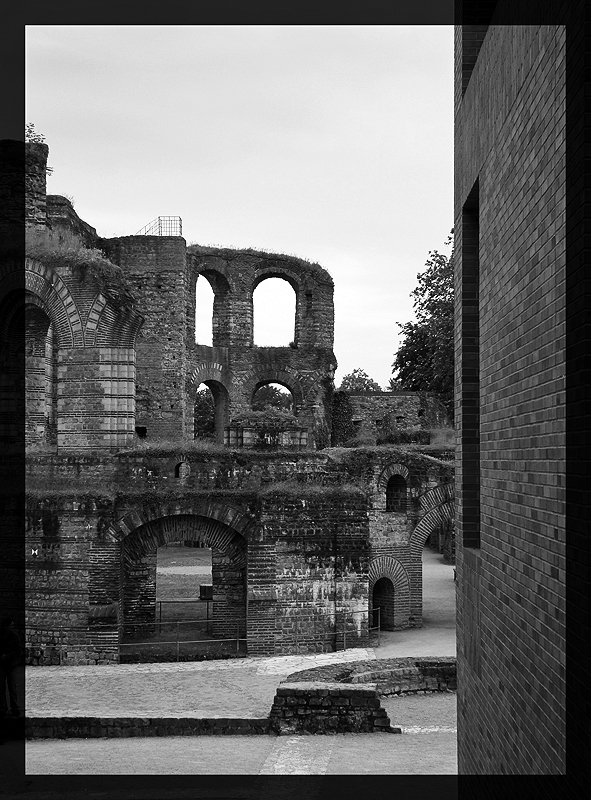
[{"xmin": 269, "ymin": 682, "xmax": 398, "ymax": 734}]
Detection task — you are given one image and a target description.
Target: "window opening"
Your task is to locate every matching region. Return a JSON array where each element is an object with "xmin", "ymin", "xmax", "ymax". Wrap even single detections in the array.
[
  {"xmin": 252, "ymin": 382, "xmax": 294, "ymax": 413},
  {"xmin": 194, "ymin": 383, "xmax": 216, "ymax": 439},
  {"xmin": 386, "ymin": 475, "xmax": 407, "ymax": 512},
  {"xmin": 195, "ymin": 276, "xmax": 214, "ymax": 346},
  {"xmin": 253, "ymin": 277, "xmax": 296, "ymax": 346}
]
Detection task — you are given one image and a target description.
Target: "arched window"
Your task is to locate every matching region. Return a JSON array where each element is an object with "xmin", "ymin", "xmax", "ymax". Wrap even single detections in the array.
[
  {"xmin": 253, "ymin": 277, "xmax": 296, "ymax": 346},
  {"xmin": 195, "ymin": 276, "xmax": 214, "ymax": 346},
  {"xmin": 386, "ymin": 475, "xmax": 407, "ymax": 512},
  {"xmin": 252, "ymin": 382, "xmax": 295, "ymax": 414}
]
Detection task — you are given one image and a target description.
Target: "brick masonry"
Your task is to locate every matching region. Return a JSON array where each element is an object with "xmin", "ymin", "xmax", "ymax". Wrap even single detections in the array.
[
  {"xmin": 455, "ymin": 21, "xmax": 567, "ymax": 775},
  {"xmin": 18, "ymin": 139, "xmax": 455, "ymax": 664},
  {"xmin": 24, "ymin": 448, "xmax": 453, "ymax": 663}
]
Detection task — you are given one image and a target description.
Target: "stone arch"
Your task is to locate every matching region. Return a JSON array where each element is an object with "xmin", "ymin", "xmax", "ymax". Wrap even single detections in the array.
[{"xmin": 369, "ymin": 556, "xmax": 411, "ymax": 630}]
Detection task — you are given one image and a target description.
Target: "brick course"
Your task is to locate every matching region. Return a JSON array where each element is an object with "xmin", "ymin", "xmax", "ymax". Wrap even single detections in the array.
[{"xmin": 455, "ymin": 22, "xmax": 567, "ymax": 775}]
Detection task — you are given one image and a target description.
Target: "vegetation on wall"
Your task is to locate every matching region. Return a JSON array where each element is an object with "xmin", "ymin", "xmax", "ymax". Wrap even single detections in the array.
[
  {"xmin": 392, "ymin": 231, "xmax": 454, "ymax": 418},
  {"xmin": 330, "ymin": 391, "xmax": 357, "ymax": 446},
  {"xmin": 26, "ymin": 229, "xmax": 132, "ymax": 304},
  {"xmin": 252, "ymin": 384, "xmax": 293, "ymax": 412},
  {"xmin": 25, "ymin": 123, "xmax": 53, "ymax": 174},
  {"xmin": 231, "ymin": 408, "xmax": 301, "ymax": 429}
]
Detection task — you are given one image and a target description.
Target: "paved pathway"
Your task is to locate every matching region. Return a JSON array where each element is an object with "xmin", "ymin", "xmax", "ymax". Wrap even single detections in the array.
[{"xmin": 22, "ymin": 548, "xmax": 457, "ymax": 777}]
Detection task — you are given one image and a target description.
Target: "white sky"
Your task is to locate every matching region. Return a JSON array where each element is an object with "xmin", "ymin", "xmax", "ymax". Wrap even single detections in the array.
[{"xmin": 25, "ymin": 25, "xmax": 453, "ymax": 389}]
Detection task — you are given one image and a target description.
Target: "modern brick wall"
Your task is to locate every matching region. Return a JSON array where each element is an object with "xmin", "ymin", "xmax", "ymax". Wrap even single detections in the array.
[{"xmin": 455, "ymin": 23, "xmax": 567, "ymax": 774}]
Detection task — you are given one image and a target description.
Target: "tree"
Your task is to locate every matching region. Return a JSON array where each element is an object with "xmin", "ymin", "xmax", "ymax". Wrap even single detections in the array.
[
  {"xmin": 194, "ymin": 388, "xmax": 215, "ymax": 438},
  {"xmin": 338, "ymin": 368, "xmax": 382, "ymax": 393},
  {"xmin": 392, "ymin": 231, "xmax": 454, "ymax": 417},
  {"xmin": 252, "ymin": 384, "xmax": 293, "ymax": 412}
]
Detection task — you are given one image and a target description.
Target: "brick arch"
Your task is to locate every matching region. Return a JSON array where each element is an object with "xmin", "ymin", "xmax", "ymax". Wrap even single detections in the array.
[
  {"xmin": 243, "ymin": 368, "xmax": 305, "ymax": 412},
  {"xmin": 409, "ymin": 499, "xmax": 454, "ymax": 559},
  {"xmin": 118, "ymin": 511, "xmax": 250, "ymax": 636},
  {"xmin": 0, "ymin": 259, "xmax": 83, "ymax": 349},
  {"xmin": 188, "ymin": 362, "xmax": 231, "ymax": 394},
  {"xmin": 25, "ymin": 258, "xmax": 83, "ymax": 347},
  {"xmin": 105, "ymin": 499, "xmax": 257, "ymax": 545},
  {"xmin": 376, "ymin": 463, "xmax": 410, "ymax": 493},
  {"xmin": 122, "ymin": 513, "xmax": 247, "ymax": 568},
  {"xmin": 369, "ymin": 556, "xmax": 410, "ymax": 591},
  {"xmin": 368, "ymin": 556, "xmax": 411, "ymax": 630},
  {"xmin": 86, "ymin": 293, "xmax": 144, "ymax": 348}
]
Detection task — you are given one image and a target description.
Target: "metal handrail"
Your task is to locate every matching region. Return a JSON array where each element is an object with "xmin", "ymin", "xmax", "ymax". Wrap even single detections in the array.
[{"xmin": 135, "ymin": 216, "xmax": 182, "ymax": 236}]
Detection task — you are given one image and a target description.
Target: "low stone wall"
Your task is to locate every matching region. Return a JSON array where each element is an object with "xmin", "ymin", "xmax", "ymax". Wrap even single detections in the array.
[
  {"xmin": 26, "ymin": 716, "xmax": 271, "ymax": 739},
  {"xmin": 284, "ymin": 657, "xmax": 457, "ymax": 695},
  {"xmin": 269, "ymin": 682, "xmax": 399, "ymax": 734}
]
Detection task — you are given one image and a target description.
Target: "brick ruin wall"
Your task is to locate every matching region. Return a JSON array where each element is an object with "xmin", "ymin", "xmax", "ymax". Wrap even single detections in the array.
[
  {"xmin": 455, "ymin": 23, "xmax": 566, "ymax": 775},
  {"xmin": 17, "ymin": 138, "xmax": 454, "ymax": 665},
  {"xmin": 23, "ymin": 448, "xmax": 452, "ymax": 664},
  {"xmin": 348, "ymin": 392, "xmax": 450, "ymax": 433}
]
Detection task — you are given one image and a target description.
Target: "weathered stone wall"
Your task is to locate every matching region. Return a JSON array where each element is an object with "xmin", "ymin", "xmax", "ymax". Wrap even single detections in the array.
[
  {"xmin": 185, "ymin": 247, "xmax": 337, "ymax": 449},
  {"xmin": 25, "ymin": 141, "xmax": 48, "ymax": 230},
  {"xmin": 260, "ymin": 490, "xmax": 370, "ymax": 654},
  {"xmin": 104, "ymin": 236, "xmax": 188, "ymax": 442},
  {"xmin": 348, "ymin": 392, "xmax": 449, "ymax": 432},
  {"xmin": 455, "ymin": 21, "xmax": 566, "ymax": 775},
  {"xmin": 269, "ymin": 682, "xmax": 394, "ymax": 734},
  {"xmin": 24, "ymin": 447, "xmax": 453, "ymax": 663}
]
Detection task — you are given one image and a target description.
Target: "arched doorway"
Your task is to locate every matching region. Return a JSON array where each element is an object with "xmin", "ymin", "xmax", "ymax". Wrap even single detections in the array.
[
  {"xmin": 372, "ymin": 577, "xmax": 395, "ymax": 631},
  {"xmin": 120, "ymin": 513, "xmax": 247, "ymax": 661}
]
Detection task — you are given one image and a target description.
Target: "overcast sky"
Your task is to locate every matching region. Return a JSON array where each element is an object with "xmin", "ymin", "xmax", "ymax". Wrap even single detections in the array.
[{"xmin": 25, "ymin": 25, "xmax": 453, "ymax": 390}]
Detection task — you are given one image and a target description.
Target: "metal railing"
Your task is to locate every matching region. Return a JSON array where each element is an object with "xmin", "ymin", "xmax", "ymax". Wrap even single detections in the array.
[
  {"xmin": 120, "ymin": 618, "xmax": 244, "ymax": 662},
  {"xmin": 27, "ymin": 606, "xmax": 383, "ymax": 664},
  {"xmin": 156, "ymin": 599, "xmax": 212, "ymax": 633},
  {"xmin": 135, "ymin": 216, "xmax": 182, "ymax": 236}
]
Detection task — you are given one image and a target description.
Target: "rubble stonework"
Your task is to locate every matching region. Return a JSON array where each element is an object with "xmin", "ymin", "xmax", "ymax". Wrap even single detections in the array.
[{"xmin": 16, "ymin": 139, "xmax": 454, "ymax": 662}]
